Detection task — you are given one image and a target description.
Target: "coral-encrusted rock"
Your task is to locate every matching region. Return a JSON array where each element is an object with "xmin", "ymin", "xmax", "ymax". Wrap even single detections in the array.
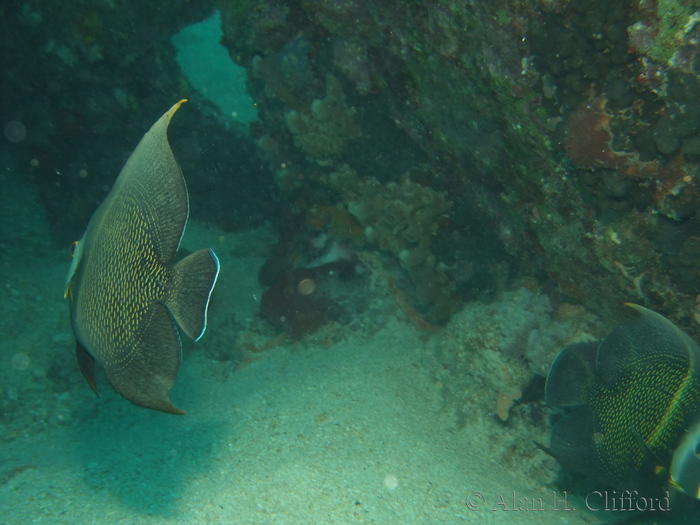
[
  {"xmin": 218, "ymin": 0, "xmax": 700, "ymax": 331},
  {"xmin": 565, "ymin": 97, "xmax": 616, "ymax": 169},
  {"xmin": 327, "ymin": 164, "xmax": 456, "ymax": 322},
  {"xmin": 285, "ymin": 75, "xmax": 361, "ymax": 165}
]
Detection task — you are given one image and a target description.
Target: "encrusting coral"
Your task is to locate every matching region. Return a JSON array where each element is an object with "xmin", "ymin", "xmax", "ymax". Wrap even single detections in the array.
[
  {"xmin": 285, "ymin": 74, "xmax": 361, "ymax": 165},
  {"xmin": 327, "ymin": 164, "xmax": 456, "ymax": 322}
]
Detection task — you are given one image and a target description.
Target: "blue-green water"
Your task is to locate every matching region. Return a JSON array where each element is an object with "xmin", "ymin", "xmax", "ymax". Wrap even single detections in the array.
[{"xmin": 2, "ymin": 2, "xmax": 700, "ymax": 524}]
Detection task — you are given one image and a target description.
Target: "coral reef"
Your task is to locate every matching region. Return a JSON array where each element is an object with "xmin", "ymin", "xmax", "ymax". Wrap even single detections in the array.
[
  {"xmin": 284, "ymin": 75, "xmax": 361, "ymax": 165},
  {"xmin": 260, "ymin": 262, "xmax": 350, "ymax": 339},
  {"xmin": 526, "ymin": 0, "xmax": 700, "ymax": 325},
  {"xmin": 429, "ymin": 286, "xmax": 602, "ymax": 418},
  {"xmin": 628, "ymin": 0, "xmax": 700, "ymax": 66},
  {"xmin": 5, "ymin": 0, "xmax": 700, "ymax": 351},
  {"xmin": 256, "ymin": 210, "xmax": 374, "ymax": 338},
  {"xmin": 222, "ymin": 0, "xmax": 700, "ymax": 332},
  {"xmin": 422, "ymin": 286, "xmax": 602, "ymax": 485},
  {"xmin": 326, "ymin": 164, "xmax": 456, "ymax": 322},
  {"xmin": 251, "ymin": 35, "xmax": 317, "ymax": 109}
]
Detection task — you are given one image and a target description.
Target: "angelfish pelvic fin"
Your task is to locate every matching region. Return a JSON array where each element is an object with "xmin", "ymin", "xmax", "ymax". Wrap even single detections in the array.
[{"xmin": 76, "ymin": 342, "xmax": 99, "ymax": 396}]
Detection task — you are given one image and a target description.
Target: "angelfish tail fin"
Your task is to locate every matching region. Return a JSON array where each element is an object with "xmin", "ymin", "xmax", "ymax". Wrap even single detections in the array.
[{"xmin": 166, "ymin": 248, "xmax": 220, "ymax": 341}]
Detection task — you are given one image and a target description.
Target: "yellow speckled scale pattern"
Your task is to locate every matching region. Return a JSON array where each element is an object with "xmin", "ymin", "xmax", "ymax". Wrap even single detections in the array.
[
  {"xmin": 76, "ymin": 196, "xmax": 176, "ymax": 370},
  {"xmin": 546, "ymin": 304, "xmax": 700, "ymax": 492},
  {"xmin": 585, "ymin": 351, "xmax": 700, "ymax": 485}
]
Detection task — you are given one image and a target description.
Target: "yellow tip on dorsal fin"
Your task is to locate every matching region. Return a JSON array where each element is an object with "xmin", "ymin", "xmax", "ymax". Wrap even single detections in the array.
[
  {"xmin": 623, "ymin": 302, "xmax": 647, "ymax": 316},
  {"xmin": 157, "ymin": 100, "xmax": 188, "ymax": 132},
  {"xmin": 172, "ymin": 99, "xmax": 187, "ymax": 114}
]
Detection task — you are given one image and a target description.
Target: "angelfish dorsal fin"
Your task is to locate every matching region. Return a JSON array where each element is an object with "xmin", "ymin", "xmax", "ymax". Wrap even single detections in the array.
[{"xmin": 110, "ymin": 99, "xmax": 190, "ymax": 264}]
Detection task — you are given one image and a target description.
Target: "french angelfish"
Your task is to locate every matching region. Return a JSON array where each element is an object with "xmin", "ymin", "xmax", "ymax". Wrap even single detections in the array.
[
  {"xmin": 543, "ymin": 304, "xmax": 700, "ymax": 495},
  {"xmin": 64, "ymin": 100, "xmax": 220, "ymax": 414}
]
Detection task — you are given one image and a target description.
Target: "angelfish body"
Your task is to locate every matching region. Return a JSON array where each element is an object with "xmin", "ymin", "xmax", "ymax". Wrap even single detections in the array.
[
  {"xmin": 544, "ymin": 304, "xmax": 700, "ymax": 495},
  {"xmin": 65, "ymin": 100, "xmax": 219, "ymax": 414}
]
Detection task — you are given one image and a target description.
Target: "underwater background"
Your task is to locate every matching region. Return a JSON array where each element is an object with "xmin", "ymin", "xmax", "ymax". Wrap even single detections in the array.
[{"xmin": 3, "ymin": 1, "xmax": 700, "ymax": 523}]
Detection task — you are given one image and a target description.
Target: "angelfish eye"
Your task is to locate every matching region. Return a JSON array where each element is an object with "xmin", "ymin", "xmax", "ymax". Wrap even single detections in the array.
[{"xmin": 71, "ymin": 241, "xmax": 79, "ymax": 257}]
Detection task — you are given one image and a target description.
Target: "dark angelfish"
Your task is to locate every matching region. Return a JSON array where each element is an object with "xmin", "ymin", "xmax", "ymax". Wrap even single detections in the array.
[
  {"xmin": 65, "ymin": 100, "xmax": 220, "ymax": 414},
  {"xmin": 543, "ymin": 304, "xmax": 700, "ymax": 496}
]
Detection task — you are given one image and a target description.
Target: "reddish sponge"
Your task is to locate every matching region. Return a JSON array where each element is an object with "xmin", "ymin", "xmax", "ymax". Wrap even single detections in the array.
[
  {"xmin": 565, "ymin": 97, "xmax": 616, "ymax": 169},
  {"xmin": 564, "ymin": 97, "xmax": 658, "ymax": 182},
  {"xmin": 260, "ymin": 262, "xmax": 352, "ymax": 338}
]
